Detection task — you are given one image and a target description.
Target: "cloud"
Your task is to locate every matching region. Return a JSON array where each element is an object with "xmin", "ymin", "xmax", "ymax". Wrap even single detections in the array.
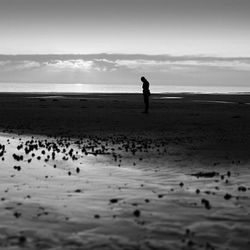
[
  {"xmin": 0, "ymin": 60, "xmax": 40, "ymax": 71},
  {"xmin": 45, "ymin": 59, "xmax": 94, "ymax": 71},
  {"xmin": 113, "ymin": 58, "xmax": 250, "ymax": 72},
  {"xmin": 0, "ymin": 60, "xmax": 10, "ymax": 66},
  {"xmin": 0, "ymin": 54, "xmax": 250, "ymax": 87},
  {"xmin": 18, "ymin": 60, "xmax": 41, "ymax": 70},
  {"xmin": 171, "ymin": 59, "xmax": 250, "ymax": 71},
  {"xmin": 94, "ymin": 58, "xmax": 115, "ymax": 64},
  {"xmin": 0, "ymin": 55, "xmax": 250, "ymax": 74}
]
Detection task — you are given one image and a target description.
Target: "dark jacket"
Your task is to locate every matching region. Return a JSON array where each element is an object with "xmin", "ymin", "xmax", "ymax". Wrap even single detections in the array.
[{"xmin": 142, "ymin": 78, "xmax": 150, "ymax": 96}]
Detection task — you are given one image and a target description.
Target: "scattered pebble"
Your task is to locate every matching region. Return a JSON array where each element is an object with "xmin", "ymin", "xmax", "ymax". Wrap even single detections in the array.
[
  {"xmin": 224, "ymin": 193, "xmax": 232, "ymax": 200},
  {"xmin": 13, "ymin": 212, "xmax": 22, "ymax": 218},
  {"xmin": 201, "ymin": 198, "xmax": 211, "ymax": 209},
  {"xmin": 110, "ymin": 198, "xmax": 119, "ymax": 203},
  {"xmin": 238, "ymin": 186, "xmax": 247, "ymax": 192},
  {"xmin": 133, "ymin": 209, "xmax": 141, "ymax": 217}
]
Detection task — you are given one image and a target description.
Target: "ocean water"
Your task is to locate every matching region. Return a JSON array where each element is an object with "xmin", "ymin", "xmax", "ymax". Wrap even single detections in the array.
[{"xmin": 1, "ymin": 83, "xmax": 250, "ymax": 94}]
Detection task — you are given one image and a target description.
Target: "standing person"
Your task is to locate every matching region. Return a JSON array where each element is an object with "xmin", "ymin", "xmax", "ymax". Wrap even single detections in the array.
[{"xmin": 141, "ymin": 76, "xmax": 151, "ymax": 113}]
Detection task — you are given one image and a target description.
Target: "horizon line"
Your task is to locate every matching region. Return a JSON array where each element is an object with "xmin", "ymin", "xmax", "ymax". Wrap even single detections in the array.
[{"xmin": 0, "ymin": 53, "xmax": 250, "ymax": 60}]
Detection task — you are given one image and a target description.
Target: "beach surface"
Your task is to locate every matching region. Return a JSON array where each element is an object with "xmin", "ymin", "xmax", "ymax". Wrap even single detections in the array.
[{"xmin": 0, "ymin": 93, "xmax": 250, "ymax": 250}]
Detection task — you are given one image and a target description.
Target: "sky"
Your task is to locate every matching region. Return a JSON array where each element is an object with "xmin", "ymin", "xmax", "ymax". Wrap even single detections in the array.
[
  {"xmin": 0, "ymin": 0, "xmax": 250, "ymax": 56},
  {"xmin": 0, "ymin": 54, "xmax": 250, "ymax": 88},
  {"xmin": 0, "ymin": 0, "xmax": 250, "ymax": 90}
]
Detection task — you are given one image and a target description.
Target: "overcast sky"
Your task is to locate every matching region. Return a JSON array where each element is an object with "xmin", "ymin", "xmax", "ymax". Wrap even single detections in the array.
[
  {"xmin": 0, "ymin": 54, "xmax": 249, "ymax": 88},
  {"xmin": 0, "ymin": 0, "xmax": 250, "ymax": 56}
]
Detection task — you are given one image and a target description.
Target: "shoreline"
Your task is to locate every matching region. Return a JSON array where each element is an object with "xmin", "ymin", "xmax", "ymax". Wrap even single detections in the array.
[
  {"xmin": 1, "ymin": 91, "xmax": 250, "ymax": 95},
  {"xmin": 1, "ymin": 92, "xmax": 250, "ymax": 176}
]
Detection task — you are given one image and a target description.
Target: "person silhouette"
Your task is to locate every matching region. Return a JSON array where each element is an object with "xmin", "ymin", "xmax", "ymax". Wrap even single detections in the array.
[{"xmin": 141, "ymin": 76, "xmax": 150, "ymax": 113}]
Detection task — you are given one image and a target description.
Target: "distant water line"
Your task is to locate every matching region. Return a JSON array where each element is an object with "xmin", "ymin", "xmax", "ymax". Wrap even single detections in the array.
[{"xmin": 1, "ymin": 83, "xmax": 250, "ymax": 94}]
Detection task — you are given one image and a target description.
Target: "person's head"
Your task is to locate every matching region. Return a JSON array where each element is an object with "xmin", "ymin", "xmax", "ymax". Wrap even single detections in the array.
[{"xmin": 141, "ymin": 76, "xmax": 146, "ymax": 82}]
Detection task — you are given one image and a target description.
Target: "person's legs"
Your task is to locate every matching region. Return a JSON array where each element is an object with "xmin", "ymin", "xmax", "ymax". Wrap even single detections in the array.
[{"xmin": 144, "ymin": 95, "xmax": 149, "ymax": 113}]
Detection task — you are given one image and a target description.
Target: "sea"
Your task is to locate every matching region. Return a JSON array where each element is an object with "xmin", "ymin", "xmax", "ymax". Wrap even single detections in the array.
[{"xmin": 0, "ymin": 83, "xmax": 250, "ymax": 94}]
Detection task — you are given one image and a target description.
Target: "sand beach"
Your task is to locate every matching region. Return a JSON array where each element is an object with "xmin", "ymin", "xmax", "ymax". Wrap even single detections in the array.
[{"xmin": 0, "ymin": 93, "xmax": 250, "ymax": 249}]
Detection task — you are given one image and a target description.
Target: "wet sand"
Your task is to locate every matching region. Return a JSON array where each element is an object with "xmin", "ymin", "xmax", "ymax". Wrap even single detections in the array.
[{"xmin": 0, "ymin": 93, "xmax": 250, "ymax": 250}]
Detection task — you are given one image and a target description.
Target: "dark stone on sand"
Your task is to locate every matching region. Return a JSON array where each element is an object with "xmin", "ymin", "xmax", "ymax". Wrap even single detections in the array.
[
  {"xmin": 224, "ymin": 193, "xmax": 232, "ymax": 200},
  {"xmin": 74, "ymin": 189, "xmax": 82, "ymax": 193},
  {"xmin": 238, "ymin": 186, "xmax": 247, "ymax": 192},
  {"xmin": 13, "ymin": 212, "xmax": 22, "ymax": 218},
  {"xmin": 12, "ymin": 154, "xmax": 24, "ymax": 161},
  {"xmin": 204, "ymin": 191, "xmax": 212, "ymax": 195},
  {"xmin": 179, "ymin": 182, "xmax": 184, "ymax": 187},
  {"xmin": 13, "ymin": 166, "xmax": 21, "ymax": 171},
  {"xmin": 196, "ymin": 189, "xmax": 200, "ymax": 194},
  {"xmin": 187, "ymin": 240, "xmax": 194, "ymax": 247},
  {"xmin": 110, "ymin": 198, "xmax": 118, "ymax": 203},
  {"xmin": 191, "ymin": 172, "xmax": 219, "ymax": 178},
  {"xmin": 133, "ymin": 209, "xmax": 141, "ymax": 217},
  {"xmin": 94, "ymin": 214, "xmax": 100, "ymax": 219},
  {"xmin": 19, "ymin": 235, "xmax": 26, "ymax": 244},
  {"xmin": 201, "ymin": 198, "xmax": 211, "ymax": 209},
  {"xmin": 0, "ymin": 144, "xmax": 5, "ymax": 157}
]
